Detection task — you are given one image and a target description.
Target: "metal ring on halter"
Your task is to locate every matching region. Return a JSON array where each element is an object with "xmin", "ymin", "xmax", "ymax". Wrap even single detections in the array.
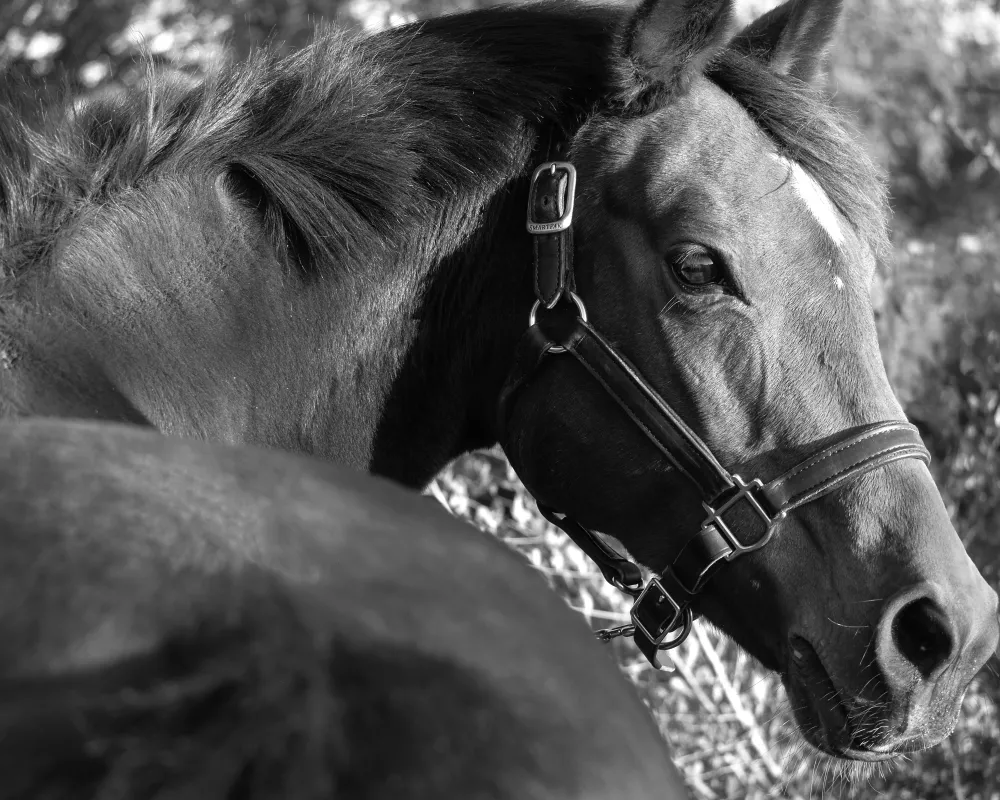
[
  {"xmin": 656, "ymin": 608, "xmax": 694, "ymax": 651},
  {"xmin": 528, "ymin": 291, "xmax": 588, "ymax": 354},
  {"xmin": 610, "ymin": 574, "xmax": 644, "ymax": 599}
]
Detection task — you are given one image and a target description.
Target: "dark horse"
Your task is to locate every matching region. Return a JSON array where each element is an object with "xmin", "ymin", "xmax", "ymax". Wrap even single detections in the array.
[
  {"xmin": 1, "ymin": 0, "xmax": 997, "ymax": 764},
  {"xmin": 0, "ymin": 417, "xmax": 689, "ymax": 799}
]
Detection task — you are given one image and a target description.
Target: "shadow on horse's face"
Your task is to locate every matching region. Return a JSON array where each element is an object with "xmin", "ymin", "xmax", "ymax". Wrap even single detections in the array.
[{"xmin": 503, "ymin": 0, "xmax": 998, "ymax": 762}]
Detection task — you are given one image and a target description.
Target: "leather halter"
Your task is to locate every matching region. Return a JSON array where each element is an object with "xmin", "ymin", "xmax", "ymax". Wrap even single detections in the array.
[{"xmin": 498, "ymin": 161, "xmax": 932, "ymax": 669}]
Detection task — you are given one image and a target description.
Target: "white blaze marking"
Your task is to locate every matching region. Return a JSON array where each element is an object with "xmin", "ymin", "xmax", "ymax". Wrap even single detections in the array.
[
  {"xmin": 771, "ymin": 154, "xmax": 846, "ymax": 247},
  {"xmin": 834, "ymin": 275, "xmax": 845, "ymax": 291}
]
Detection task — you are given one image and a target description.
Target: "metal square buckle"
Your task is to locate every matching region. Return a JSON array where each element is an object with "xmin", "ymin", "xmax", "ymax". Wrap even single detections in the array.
[
  {"xmin": 630, "ymin": 577, "xmax": 684, "ymax": 645},
  {"xmin": 701, "ymin": 474, "xmax": 784, "ymax": 560},
  {"xmin": 525, "ymin": 162, "xmax": 576, "ymax": 234}
]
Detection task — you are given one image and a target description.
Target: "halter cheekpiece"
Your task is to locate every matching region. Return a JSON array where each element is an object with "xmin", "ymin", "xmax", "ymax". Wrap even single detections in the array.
[{"xmin": 498, "ymin": 160, "xmax": 931, "ymax": 669}]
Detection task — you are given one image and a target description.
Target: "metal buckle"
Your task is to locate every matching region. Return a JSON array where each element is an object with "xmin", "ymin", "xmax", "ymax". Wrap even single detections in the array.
[
  {"xmin": 701, "ymin": 474, "xmax": 785, "ymax": 560},
  {"xmin": 526, "ymin": 162, "xmax": 576, "ymax": 234},
  {"xmin": 630, "ymin": 577, "xmax": 686, "ymax": 645}
]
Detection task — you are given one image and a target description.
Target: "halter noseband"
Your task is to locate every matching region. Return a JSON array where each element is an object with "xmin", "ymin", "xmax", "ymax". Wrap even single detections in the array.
[{"xmin": 498, "ymin": 161, "xmax": 931, "ymax": 669}]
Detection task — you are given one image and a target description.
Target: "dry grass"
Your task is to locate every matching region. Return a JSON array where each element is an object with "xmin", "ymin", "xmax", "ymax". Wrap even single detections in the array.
[{"xmin": 427, "ymin": 449, "xmax": 1000, "ymax": 800}]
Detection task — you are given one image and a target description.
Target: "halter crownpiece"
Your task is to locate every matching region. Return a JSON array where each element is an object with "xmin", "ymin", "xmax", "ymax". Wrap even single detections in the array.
[
  {"xmin": 527, "ymin": 162, "xmax": 577, "ymax": 308},
  {"xmin": 499, "ymin": 160, "xmax": 931, "ymax": 669}
]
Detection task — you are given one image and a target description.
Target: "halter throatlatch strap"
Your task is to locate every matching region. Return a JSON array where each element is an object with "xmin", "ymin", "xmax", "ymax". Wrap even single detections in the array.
[
  {"xmin": 503, "ymin": 161, "xmax": 933, "ymax": 669},
  {"xmin": 537, "ymin": 503, "xmax": 644, "ymax": 596}
]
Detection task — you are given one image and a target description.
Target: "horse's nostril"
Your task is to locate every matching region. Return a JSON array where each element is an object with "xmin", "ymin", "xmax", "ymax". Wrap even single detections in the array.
[{"xmin": 892, "ymin": 597, "xmax": 955, "ymax": 679}]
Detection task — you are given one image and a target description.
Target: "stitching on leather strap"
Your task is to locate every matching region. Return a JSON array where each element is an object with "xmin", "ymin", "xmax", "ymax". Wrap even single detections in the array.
[
  {"xmin": 568, "ymin": 344, "xmax": 688, "ymax": 481},
  {"xmin": 580, "ymin": 324, "xmax": 727, "ymax": 487},
  {"xmin": 533, "ymin": 237, "xmax": 543, "ymax": 301},
  {"xmin": 782, "ymin": 445, "xmax": 927, "ymax": 509},
  {"xmin": 768, "ymin": 424, "xmax": 912, "ymax": 491},
  {"xmin": 556, "ymin": 234, "xmax": 565, "ymax": 295}
]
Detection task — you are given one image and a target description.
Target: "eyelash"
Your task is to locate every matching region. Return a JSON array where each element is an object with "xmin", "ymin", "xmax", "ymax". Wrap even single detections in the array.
[{"xmin": 667, "ymin": 244, "xmax": 730, "ymax": 293}]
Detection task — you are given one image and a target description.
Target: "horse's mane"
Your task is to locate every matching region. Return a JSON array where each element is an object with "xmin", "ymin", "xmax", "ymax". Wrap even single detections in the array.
[
  {"xmin": 0, "ymin": 3, "xmax": 621, "ymax": 282},
  {"xmin": 0, "ymin": 2, "xmax": 889, "ymax": 288}
]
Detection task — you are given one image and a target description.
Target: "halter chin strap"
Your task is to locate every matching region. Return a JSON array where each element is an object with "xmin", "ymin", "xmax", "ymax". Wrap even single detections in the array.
[{"xmin": 499, "ymin": 161, "xmax": 932, "ymax": 668}]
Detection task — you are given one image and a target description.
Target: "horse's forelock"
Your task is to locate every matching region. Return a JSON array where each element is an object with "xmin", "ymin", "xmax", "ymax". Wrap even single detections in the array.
[
  {"xmin": 606, "ymin": 45, "xmax": 890, "ymax": 264},
  {"xmin": 706, "ymin": 49, "xmax": 890, "ymax": 265}
]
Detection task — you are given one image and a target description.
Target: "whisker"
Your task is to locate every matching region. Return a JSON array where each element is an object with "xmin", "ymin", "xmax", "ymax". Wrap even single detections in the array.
[{"xmin": 826, "ymin": 616, "xmax": 870, "ymax": 630}]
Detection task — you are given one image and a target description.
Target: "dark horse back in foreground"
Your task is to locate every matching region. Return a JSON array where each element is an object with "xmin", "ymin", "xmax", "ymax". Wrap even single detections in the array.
[
  {"xmin": 0, "ymin": 418, "xmax": 689, "ymax": 800},
  {"xmin": 1, "ymin": 0, "xmax": 997, "ymax": 764}
]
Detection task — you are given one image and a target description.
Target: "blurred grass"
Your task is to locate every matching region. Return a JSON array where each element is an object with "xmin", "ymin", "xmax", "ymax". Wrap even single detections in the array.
[{"xmin": 426, "ymin": 448, "xmax": 1000, "ymax": 800}]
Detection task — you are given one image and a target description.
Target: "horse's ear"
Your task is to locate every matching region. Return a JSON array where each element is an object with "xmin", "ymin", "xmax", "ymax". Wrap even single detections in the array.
[
  {"xmin": 730, "ymin": 0, "xmax": 842, "ymax": 83},
  {"xmin": 623, "ymin": 0, "xmax": 734, "ymax": 98}
]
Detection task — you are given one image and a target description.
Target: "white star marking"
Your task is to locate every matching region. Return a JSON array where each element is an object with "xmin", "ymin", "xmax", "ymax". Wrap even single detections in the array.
[{"xmin": 771, "ymin": 154, "xmax": 846, "ymax": 247}]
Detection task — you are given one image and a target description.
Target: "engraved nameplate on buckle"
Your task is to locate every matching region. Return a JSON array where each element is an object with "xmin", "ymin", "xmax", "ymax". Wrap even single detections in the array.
[{"xmin": 526, "ymin": 162, "xmax": 576, "ymax": 234}]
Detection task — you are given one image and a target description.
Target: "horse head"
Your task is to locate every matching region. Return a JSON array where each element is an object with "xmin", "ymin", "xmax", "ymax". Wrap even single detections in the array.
[{"xmin": 501, "ymin": 0, "xmax": 999, "ymax": 760}]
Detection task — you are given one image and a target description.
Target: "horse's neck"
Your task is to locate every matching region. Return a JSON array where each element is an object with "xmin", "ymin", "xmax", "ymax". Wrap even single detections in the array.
[
  {"xmin": 348, "ymin": 10, "xmax": 627, "ymax": 487},
  {"xmin": 366, "ymin": 184, "xmax": 537, "ymax": 488},
  {"xmin": 0, "ymin": 325, "xmax": 148, "ymax": 424},
  {"xmin": 3, "ymin": 7, "xmax": 619, "ymax": 479}
]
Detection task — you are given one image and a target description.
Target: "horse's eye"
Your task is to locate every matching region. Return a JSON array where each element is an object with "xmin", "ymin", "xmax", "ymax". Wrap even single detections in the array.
[{"xmin": 669, "ymin": 246, "xmax": 726, "ymax": 289}]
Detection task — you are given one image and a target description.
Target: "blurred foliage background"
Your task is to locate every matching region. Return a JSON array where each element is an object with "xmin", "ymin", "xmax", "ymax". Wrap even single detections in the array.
[{"xmin": 3, "ymin": 0, "xmax": 1000, "ymax": 797}]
